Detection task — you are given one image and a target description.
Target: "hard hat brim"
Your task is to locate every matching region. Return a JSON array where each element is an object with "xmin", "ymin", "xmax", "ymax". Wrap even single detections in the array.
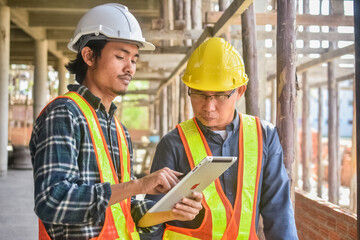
[{"xmin": 68, "ymin": 34, "xmax": 155, "ymax": 52}]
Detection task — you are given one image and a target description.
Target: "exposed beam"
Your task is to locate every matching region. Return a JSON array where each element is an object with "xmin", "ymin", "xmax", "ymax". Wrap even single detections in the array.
[
  {"xmin": 47, "ymin": 29, "xmax": 73, "ymax": 41},
  {"xmin": 134, "ymin": 71, "xmax": 170, "ymax": 80},
  {"xmin": 206, "ymin": 12, "xmax": 354, "ymax": 27},
  {"xmin": 150, "ymin": 46, "xmax": 191, "ymax": 54},
  {"xmin": 297, "ymin": 44, "xmax": 355, "ymax": 73},
  {"xmin": 310, "ymin": 73, "xmax": 355, "ymax": 88},
  {"xmin": 28, "ymin": 11, "xmax": 153, "ymax": 29},
  {"xmin": 10, "ymin": 8, "xmax": 67, "ymax": 61},
  {"xmin": 267, "ymin": 44, "xmax": 355, "ymax": 81},
  {"xmin": 125, "ymin": 89, "xmax": 157, "ymax": 95},
  {"xmin": 10, "ymin": 28, "xmax": 33, "ymax": 42},
  {"xmin": 11, "ymin": 9, "xmax": 46, "ymax": 40},
  {"xmin": 254, "ymin": 30, "xmax": 354, "ymax": 42},
  {"xmin": 143, "ymin": 29, "xmax": 202, "ymax": 41},
  {"xmin": 132, "ymin": 77, "xmax": 165, "ymax": 82},
  {"xmin": 7, "ymin": 0, "xmax": 159, "ymax": 11},
  {"xmin": 212, "ymin": 0, "xmax": 253, "ymax": 37}
]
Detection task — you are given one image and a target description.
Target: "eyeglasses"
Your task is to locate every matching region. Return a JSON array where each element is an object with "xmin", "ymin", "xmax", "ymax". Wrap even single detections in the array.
[{"xmin": 188, "ymin": 88, "xmax": 236, "ymax": 102}]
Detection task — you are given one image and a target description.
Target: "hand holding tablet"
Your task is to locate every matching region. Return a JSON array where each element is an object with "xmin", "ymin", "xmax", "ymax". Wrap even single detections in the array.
[{"xmin": 148, "ymin": 156, "xmax": 237, "ymax": 213}]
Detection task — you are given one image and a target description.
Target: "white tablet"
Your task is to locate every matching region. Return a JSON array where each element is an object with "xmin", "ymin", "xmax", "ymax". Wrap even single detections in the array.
[{"xmin": 148, "ymin": 156, "xmax": 237, "ymax": 213}]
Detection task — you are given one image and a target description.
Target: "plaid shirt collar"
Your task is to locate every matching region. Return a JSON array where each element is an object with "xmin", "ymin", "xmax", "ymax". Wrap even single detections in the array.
[{"xmin": 67, "ymin": 84, "xmax": 117, "ymax": 116}]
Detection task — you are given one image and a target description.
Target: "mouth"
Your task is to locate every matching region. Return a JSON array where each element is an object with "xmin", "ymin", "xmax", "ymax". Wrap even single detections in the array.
[
  {"xmin": 201, "ymin": 115, "xmax": 216, "ymax": 122},
  {"xmin": 118, "ymin": 74, "xmax": 132, "ymax": 85}
]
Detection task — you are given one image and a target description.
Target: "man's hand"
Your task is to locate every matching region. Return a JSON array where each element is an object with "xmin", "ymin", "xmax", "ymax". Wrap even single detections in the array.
[
  {"xmin": 137, "ymin": 167, "xmax": 183, "ymax": 195},
  {"xmin": 171, "ymin": 191, "xmax": 203, "ymax": 221}
]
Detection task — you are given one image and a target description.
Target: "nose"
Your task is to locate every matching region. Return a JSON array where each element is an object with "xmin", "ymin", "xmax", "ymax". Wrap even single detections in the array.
[
  {"xmin": 202, "ymin": 97, "xmax": 216, "ymax": 112},
  {"xmin": 123, "ymin": 59, "xmax": 135, "ymax": 75}
]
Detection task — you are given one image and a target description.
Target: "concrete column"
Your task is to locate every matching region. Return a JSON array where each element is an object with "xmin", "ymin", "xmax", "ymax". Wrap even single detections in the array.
[
  {"xmin": 58, "ymin": 58, "xmax": 68, "ymax": 96},
  {"xmin": 33, "ymin": 39, "xmax": 48, "ymax": 120},
  {"xmin": 0, "ymin": 6, "xmax": 10, "ymax": 177}
]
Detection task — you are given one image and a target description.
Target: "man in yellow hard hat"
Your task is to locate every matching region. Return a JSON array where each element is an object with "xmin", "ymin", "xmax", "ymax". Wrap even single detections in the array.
[
  {"xmin": 143, "ymin": 37, "xmax": 298, "ymax": 239},
  {"xmin": 29, "ymin": 4, "xmax": 202, "ymax": 240}
]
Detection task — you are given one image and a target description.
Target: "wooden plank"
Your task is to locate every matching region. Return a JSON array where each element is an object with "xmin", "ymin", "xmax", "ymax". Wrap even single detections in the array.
[
  {"xmin": 297, "ymin": 44, "xmax": 355, "ymax": 73},
  {"xmin": 267, "ymin": 45, "xmax": 355, "ymax": 82},
  {"xmin": 212, "ymin": 0, "xmax": 253, "ymax": 37},
  {"xmin": 126, "ymin": 89, "xmax": 157, "ymax": 95},
  {"xmin": 255, "ymin": 30, "xmax": 354, "ymax": 42},
  {"xmin": 206, "ymin": 12, "xmax": 354, "ymax": 27},
  {"xmin": 310, "ymin": 73, "xmax": 355, "ymax": 88},
  {"xmin": 144, "ymin": 29, "xmax": 202, "ymax": 41}
]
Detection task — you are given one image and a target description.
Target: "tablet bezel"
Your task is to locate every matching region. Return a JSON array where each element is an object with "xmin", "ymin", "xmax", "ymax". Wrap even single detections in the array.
[{"xmin": 147, "ymin": 156, "xmax": 237, "ymax": 213}]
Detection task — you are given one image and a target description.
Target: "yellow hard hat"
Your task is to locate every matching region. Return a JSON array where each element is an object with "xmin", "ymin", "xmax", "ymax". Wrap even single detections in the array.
[{"xmin": 182, "ymin": 37, "xmax": 248, "ymax": 91}]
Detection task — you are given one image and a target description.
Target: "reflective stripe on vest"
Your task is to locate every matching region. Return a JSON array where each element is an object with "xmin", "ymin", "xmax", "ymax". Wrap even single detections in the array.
[
  {"xmin": 163, "ymin": 114, "xmax": 262, "ymax": 240},
  {"xmin": 38, "ymin": 92, "xmax": 139, "ymax": 240}
]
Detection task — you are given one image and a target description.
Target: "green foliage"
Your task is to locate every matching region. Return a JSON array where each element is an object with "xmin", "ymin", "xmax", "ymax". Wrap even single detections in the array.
[{"xmin": 121, "ymin": 106, "xmax": 148, "ymax": 130}]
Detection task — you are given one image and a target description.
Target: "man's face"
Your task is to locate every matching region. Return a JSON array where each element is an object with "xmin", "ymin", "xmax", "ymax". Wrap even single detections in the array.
[
  {"xmin": 189, "ymin": 86, "xmax": 246, "ymax": 131},
  {"xmin": 86, "ymin": 41, "xmax": 139, "ymax": 98}
]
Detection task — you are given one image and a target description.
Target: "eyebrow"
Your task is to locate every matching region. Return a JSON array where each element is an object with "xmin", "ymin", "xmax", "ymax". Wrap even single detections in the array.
[{"xmin": 116, "ymin": 48, "xmax": 140, "ymax": 58}]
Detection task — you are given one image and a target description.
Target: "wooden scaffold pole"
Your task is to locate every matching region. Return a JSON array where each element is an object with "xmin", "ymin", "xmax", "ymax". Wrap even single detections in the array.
[
  {"xmin": 276, "ymin": 0, "xmax": 296, "ymax": 193},
  {"xmin": 353, "ymin": 0, "xmax": 360, "ymax": 239}
]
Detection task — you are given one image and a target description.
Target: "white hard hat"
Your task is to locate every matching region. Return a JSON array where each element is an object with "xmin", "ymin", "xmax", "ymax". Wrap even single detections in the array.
[{"xmin": 68, "ymin": 3, "xmax": 155, "ymax": 52}]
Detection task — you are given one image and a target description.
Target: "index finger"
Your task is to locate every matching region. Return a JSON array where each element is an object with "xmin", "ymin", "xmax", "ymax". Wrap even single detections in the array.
[{"xmin": 191, "ymin": 191, "xmax": 203, "ymax": 201}]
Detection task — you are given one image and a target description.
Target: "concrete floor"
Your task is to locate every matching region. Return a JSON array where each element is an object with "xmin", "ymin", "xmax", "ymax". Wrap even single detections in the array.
[{"xmin": 0, "ymin": 169, "xmax": 37, "ymax": 240}]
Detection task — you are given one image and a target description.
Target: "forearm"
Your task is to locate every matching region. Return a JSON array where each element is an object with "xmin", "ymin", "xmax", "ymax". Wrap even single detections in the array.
[{"xmin": 109, "ymin": 179, "xmax": 143, "ymax": 205}]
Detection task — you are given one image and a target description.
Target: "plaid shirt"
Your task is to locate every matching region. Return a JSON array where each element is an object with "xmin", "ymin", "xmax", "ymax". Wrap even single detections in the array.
[{"xmin": 30, "ymin": 84, "xmax": 157, "ymax": 240}]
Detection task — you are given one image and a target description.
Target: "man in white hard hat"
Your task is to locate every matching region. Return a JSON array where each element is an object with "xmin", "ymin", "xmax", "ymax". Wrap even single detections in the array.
[{"xmin": 29, "ymin": 4, "xmax": 202, "ymax": 240}]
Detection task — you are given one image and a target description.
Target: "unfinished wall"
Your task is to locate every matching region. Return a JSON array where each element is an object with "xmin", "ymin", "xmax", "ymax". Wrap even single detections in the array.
[{"xmin": 295, "ymin": 190, "xmax": 357, "ymax": 240}]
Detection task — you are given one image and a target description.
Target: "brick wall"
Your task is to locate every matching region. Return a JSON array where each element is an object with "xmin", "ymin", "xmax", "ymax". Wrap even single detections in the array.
[{"xmin": 295, "ymin": 190, "xmax": 357, "ymax": 240}]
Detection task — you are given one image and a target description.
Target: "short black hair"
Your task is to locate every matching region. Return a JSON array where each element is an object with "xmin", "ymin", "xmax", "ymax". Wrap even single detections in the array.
[{"xmin": 66, "ymin": 40, "xmax": 107, "ymax": 84}]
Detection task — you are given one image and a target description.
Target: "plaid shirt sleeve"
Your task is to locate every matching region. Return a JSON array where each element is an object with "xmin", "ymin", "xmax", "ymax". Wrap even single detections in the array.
[{"xmin": 30, "ymin": 100, "xmax": 112, "ymax": 225}]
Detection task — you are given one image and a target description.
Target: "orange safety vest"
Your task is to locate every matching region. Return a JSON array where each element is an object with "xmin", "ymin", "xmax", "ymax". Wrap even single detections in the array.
[
  {"xmin": 163, "ymin": 114, "xmax": 263, "ymax": 240},
  {"xmin": 38, "ymin": 91, "xmax": 140, "ymax": 240}
]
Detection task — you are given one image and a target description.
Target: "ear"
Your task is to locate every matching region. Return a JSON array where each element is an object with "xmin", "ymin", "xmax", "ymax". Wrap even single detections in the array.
[
  {"xmin": 81, "ymin": 47, "xmax": 95, "ymax": 67},
  {"xmin": 236, "ymin": 85, "xmax": 247, "ymax": 100}
]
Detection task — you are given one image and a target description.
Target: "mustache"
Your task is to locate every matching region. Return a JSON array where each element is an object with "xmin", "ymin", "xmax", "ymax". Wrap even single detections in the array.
[{"xmin": 118, "ymin": 74, "xmax": 133, "ymax": 80}]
